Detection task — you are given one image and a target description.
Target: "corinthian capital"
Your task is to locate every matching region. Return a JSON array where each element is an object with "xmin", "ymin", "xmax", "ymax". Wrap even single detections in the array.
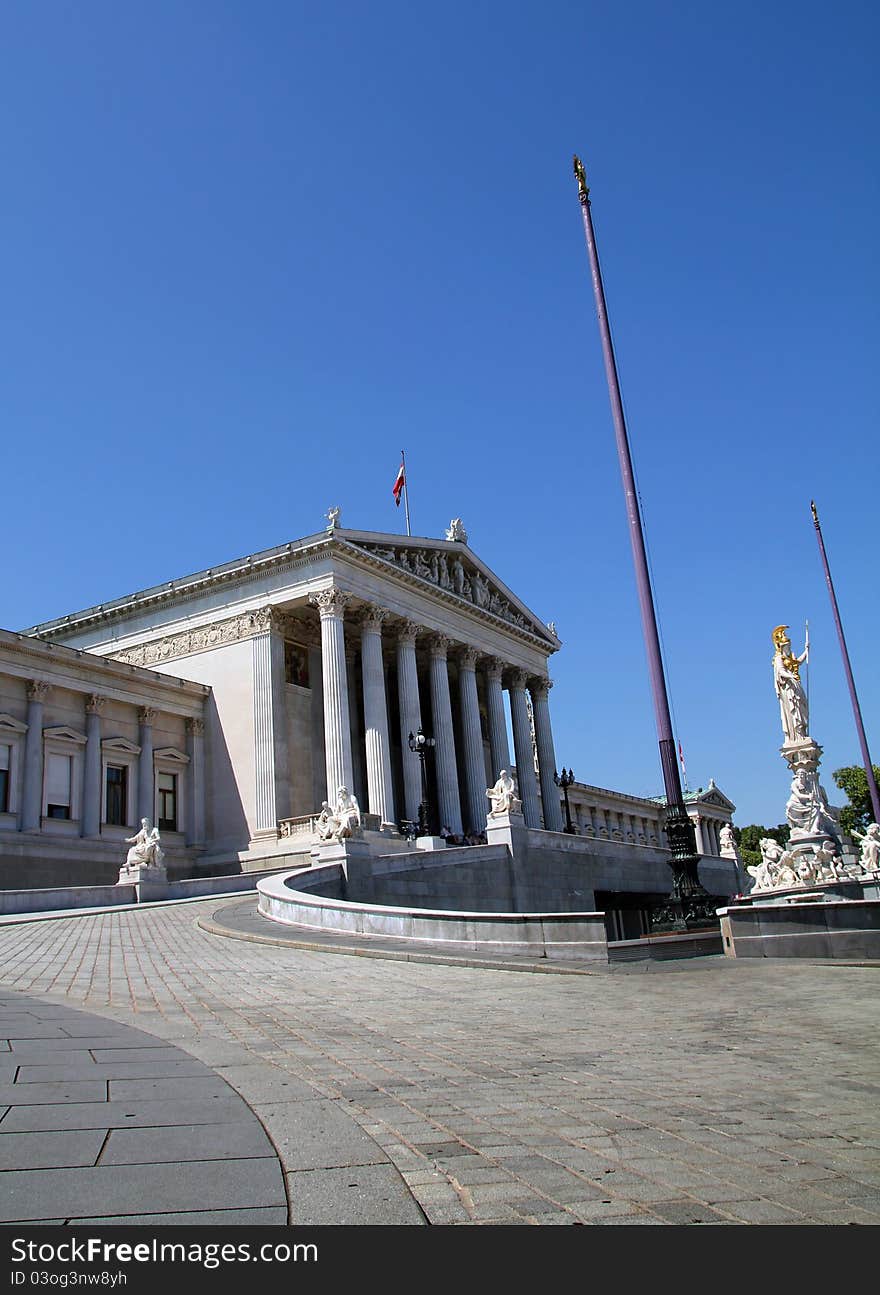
[
  {"xmin": 359, "ymin": 605, "xmax": 390, "ymax": 634},
  {"xmin": 85, "ymin": 694, "xmax": 106, "ymax": 715},
  {"xmin": 26, "ymin": 680, "xmax": 52, "ymax": 703},
  {"xmin": 484, "ymin": 656, "xmax": 505, "ymax": 682},
  {"xmin": 458, "ymin": 646, "xmax": 479, "ymax": 671},
  {"xmin": 507, "ymin": 668, "xmax": 529, "ymax": 692},
  {"xmin": 426, "ymin": 633, "xmax": 452, "ymax": 660},
  {"xmin": 309, "ymin": 587, "xmax": 353, "ymax": 620},
  {"xmin": 396, "ymin": 619, "xmax": 421, "ymax": 646},
  {"xmin": 138, "ymin": 706, "xmax": 158, "ymax": 726},
  {"xmin": 529, "ymin": 677, "xmax": 553, "ymax": 701},
  {"xmin": 186, "ymin": 717, "xmax": 205, "ymax": 737}
]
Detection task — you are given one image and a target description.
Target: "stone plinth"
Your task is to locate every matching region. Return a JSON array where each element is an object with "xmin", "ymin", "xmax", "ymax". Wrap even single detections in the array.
[
  {"xmin": 117, "ymin": 862, "xmax": 169, "ymax": 903},
  {"xmin": 486, "ymin": 808, "xmax": 527, "ymax": 853},
  {"xmin": 416, "ymin": 836, "xmax": 447, "ymax": 851}
]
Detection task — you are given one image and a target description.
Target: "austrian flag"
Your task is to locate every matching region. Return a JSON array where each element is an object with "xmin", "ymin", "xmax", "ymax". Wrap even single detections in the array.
[{"xmin": 392, "ymin": 460, "xmax": 405, "ymax": 507}]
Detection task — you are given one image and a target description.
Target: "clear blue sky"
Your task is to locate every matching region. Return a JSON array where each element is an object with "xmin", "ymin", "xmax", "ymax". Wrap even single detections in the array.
[{"xmin": 3, "ymin": 1, "xmax": 877, "ymax": 827}]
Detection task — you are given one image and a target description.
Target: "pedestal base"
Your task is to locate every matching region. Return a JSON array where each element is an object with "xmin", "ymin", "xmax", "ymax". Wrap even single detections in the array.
[{"xmin": 415, "ymin": 836, "xmax": 447, "ymax": 851}]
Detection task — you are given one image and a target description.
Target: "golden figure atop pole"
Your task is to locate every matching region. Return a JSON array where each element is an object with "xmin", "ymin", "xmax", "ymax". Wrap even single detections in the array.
[
  {"xmin": 772, "ymin": 624, "xmax": 804, "ymax": 681},
  {"xmin": 573, "ymin": 154, "xmax": 589, "ymax": 204}
]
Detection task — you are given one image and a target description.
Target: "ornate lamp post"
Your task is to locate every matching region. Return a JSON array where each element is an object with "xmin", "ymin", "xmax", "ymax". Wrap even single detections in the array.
[
  {"xmin": 554, "ymin": 768, "xmax": 576, "ymax": 833},
  {"xmin": 408, "ymin": 728, "xmax": 436, "ymax": 837},
  {"xmin": 572, "ymin": 155, "xmax": 712, "ymax": 920}
]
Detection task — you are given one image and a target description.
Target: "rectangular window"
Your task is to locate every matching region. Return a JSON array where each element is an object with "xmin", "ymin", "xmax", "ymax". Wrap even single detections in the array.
[
  {"xmin": 0, "ymin": 744, "xmax": 9, "ymax": 814},
  {"xmin": 46, "ymin": 753, "xmax": 71, "ymax": 819},
  {"xmin": 105, "ymin": 765, "xmax": 127, "ymax": 826},
  {"xmin": 158, "ymin": 772, "xmax": 177, "ymax": 831}
]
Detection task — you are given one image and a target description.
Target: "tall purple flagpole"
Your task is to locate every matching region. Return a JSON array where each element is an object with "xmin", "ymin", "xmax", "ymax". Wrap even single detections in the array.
[
  {"xmin": 572, "ymin": 155, "xmax": 706, "ymax": 903},
  {"xmin": 811, "ymin": 501, "xmax": 880, "ymax": 824}
]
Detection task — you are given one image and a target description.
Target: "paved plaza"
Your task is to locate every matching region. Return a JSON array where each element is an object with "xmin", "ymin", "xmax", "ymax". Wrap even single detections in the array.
[{"xmin": 0, "ymin": 896, "xmax": 878, "ymax": 1226}]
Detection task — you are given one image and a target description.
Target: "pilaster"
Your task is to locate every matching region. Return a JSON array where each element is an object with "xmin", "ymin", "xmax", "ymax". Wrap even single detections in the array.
[{"xmin": 81, "ymin": 694, "xmax": 105, "ymax": 838}]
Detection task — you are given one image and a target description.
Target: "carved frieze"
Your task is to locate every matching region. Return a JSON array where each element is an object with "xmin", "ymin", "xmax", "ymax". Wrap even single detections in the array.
[{"xmin": 112, "ymin": 607, "xmax": 288, "ymax": 670}]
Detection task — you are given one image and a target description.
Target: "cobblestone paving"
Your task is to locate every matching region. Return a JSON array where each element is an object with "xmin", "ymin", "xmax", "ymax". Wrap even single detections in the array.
[{"xmin": 0, "ymin": 899, "xmax": 878, "ymax": 1225}]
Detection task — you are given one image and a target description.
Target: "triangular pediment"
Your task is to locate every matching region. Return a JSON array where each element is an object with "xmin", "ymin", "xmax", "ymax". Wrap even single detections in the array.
[
  {"xmin": 690, "ymin": 785, "xmax": 736, "ymax": 812},
  {"xmin": 102, "ymin": 737, "xmax": 142, "ymax": 756},
  {"xmin": 337, "ymin": 530, "xmax": 560, "ymax": 649},
  {"xmin": 42, "ymin": 725, "xmax": 87, "ymax": 745},
  {"xmin": 154, "ymin": 746, "xmax": 190, "ymax": 764},
  {"xmin": 0, "ymin": 713, "xmax": 28, "ymax": 735}
]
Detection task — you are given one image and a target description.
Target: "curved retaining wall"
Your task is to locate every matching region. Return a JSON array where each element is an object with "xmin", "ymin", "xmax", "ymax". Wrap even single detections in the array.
[{"xmin": 256, "ymin": 868, "xmax": 608, "ymax": 961}]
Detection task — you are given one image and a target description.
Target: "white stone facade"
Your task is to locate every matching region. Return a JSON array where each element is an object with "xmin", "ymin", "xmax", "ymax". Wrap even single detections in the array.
[
  {"xmin": 22, "ymin": 527, "xmax": 566, "ymax": 858},
  {"xmin": 563, "ymin": 777, "xmax": 736, "ymax": 858},
  {"xmin": 0, "ymin": 629, "xmax": 208, "ymax": 887}
]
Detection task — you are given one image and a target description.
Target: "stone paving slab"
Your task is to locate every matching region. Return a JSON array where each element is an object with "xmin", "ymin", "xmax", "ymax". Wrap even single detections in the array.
[
  {"xmin": 0, "ymin": 992, "xmax": 289, "ymax": 1224},
  {"xmin": 0, "ymin": 901, "xmax": 878, "ymax": 1226}
]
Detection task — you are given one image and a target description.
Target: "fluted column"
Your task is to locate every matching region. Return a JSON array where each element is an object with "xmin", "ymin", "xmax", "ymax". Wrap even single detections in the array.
[
  {"xmin": 396, "ymin": 621, "xmax": 423, "ymax": 823},
  {"xmin": 692, "ymin": 815, "xmax": 705, "ymax": 854},
  {"xmin": 186, "ymin": 717, "xmax": 206, "ymax": 846},
  {"xmin": 81, "ymin": 694, "xmax": 104, "ymax": 837},
  {"xmin": 458, "ymin": 648, "xmax": 487, "ymax": 834},
  {"xmin": 310, "ymin": 587, "xmax": 354, "ymax": 803},
  {"xmin": 530, "ymin": 678, "xmax": 564, "ymax": 832},
  {"xmin": 427, "ymin": 635, "xmax": 462, "ymax": 836},
  {"xmin": 137, "ymin": 707, "xmax": 156, "ymax": 823},
  {"xmin": 484, "ymin": 657, "xmax": 511, "ymax": 780},
  {"xmin": 507, "ymin": 670, "xmax": 541, "ymax": 828},
  {"xmin": 21, "ymin": 680, "xmax": 50, "ymax": 832},
  {"xmin": 360, "ymin": 608, "xmax": 395, "ymax": 828}
]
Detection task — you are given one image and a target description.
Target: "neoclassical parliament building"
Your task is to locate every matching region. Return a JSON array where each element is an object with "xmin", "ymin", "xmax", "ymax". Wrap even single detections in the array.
[{"xmin": 0, "ymin": 519, "xmax": 737, "ymax": 897}]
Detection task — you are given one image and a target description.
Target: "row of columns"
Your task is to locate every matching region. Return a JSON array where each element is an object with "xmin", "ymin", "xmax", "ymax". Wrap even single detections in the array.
[
  {"xmin": 18, "ymin": 681, "xmax": 205, "ymax": 846},
  {"xmin": 693, "ymin": 815, "xmax": 724, "ymax": 857},
  {"xmin": 308, "ymin": 588, "xmax": 564, "ymax": 836}
]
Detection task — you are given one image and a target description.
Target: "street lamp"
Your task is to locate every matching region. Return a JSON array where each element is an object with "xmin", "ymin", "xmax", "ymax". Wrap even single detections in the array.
[
  {"xmin": 554, "ymin": 768, "xmax": 576, "ymax": 833},
  {"xmin": 408, "ymin": 728, "xmax": 436, "ymax": 837}
]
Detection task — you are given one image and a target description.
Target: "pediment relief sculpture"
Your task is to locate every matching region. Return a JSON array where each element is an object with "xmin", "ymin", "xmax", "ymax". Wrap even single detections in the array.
[{"xmin": 353, "ymin": 540, "xmax": 550, "ymax": 640}]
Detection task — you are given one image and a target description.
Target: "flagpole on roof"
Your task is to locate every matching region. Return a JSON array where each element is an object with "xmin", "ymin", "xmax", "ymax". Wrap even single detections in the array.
[{"xmin": 401, "ymin": 448, "xmax": 412, "ymax": 537}]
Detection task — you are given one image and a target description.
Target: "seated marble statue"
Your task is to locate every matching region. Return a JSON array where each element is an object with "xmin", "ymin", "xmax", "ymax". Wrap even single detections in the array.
[
  {"xmin": 124, "ymin": 819, "xmax": 164, "ymax": 869},
  {"xmin": 329, "ymin": 786, "xmax": 361, "ymax": 840},
  {"xmin": 485, "ymin": 770, "xmax": 520, "ymax": 817},
  {"xmin": 315, "ymin": 801, "xmax": 335, "ymax": 842},
  {"xmin": 853, "ymin": 823, "xmax": 880, "ymax": 873}
]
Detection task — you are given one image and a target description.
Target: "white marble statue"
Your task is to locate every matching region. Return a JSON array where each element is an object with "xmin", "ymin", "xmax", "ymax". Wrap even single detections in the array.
[
  {"xmin": 445, "ymin": 518, "xmax": 468, "ymax": 544},
  {"xmin": 486, "ymin": 770, "xmax": 521, "ymax": 818},
  {"xmin": 719, "ymin": 823, "xmax": 739, "ymax": 858},
  {"xmin": 853, "ymin": 823, "xmax": 880, "ymax": 873},
  {"xmin": 326, "ymin": 506, "xmax": 341, "ymax": 530},
  {"xmin": 315, "ymin": 801, "xmax": 335, "ymax": 842},
  {"xmin": 124, "ymin": 819, "xmax": 164, "ymax": 870},
  {"xmin": 772, "ymin": 624, "xmax": 809, "ymax": 742},
  {"xmin": 785, "ymin": 769, "xmax": 839, "ymax": 841},
  {"xmin": 329, "ymin": 786, "xmax": 361, "ymax": 840},
  {"xmin": 747, "ymin": 837, "xmax": 798, "ymax": 892}
]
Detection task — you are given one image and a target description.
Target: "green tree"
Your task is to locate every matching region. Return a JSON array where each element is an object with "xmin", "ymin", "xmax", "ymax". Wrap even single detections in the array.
[{"xmin": 831, "ymin": 765, "xmax": 880, "ymax": 835}]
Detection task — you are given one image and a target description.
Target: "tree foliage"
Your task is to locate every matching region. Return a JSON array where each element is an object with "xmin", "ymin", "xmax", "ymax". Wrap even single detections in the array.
[{"xmin": 832, "ymin": 765, "xmax": 880, "ymax": 835}]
